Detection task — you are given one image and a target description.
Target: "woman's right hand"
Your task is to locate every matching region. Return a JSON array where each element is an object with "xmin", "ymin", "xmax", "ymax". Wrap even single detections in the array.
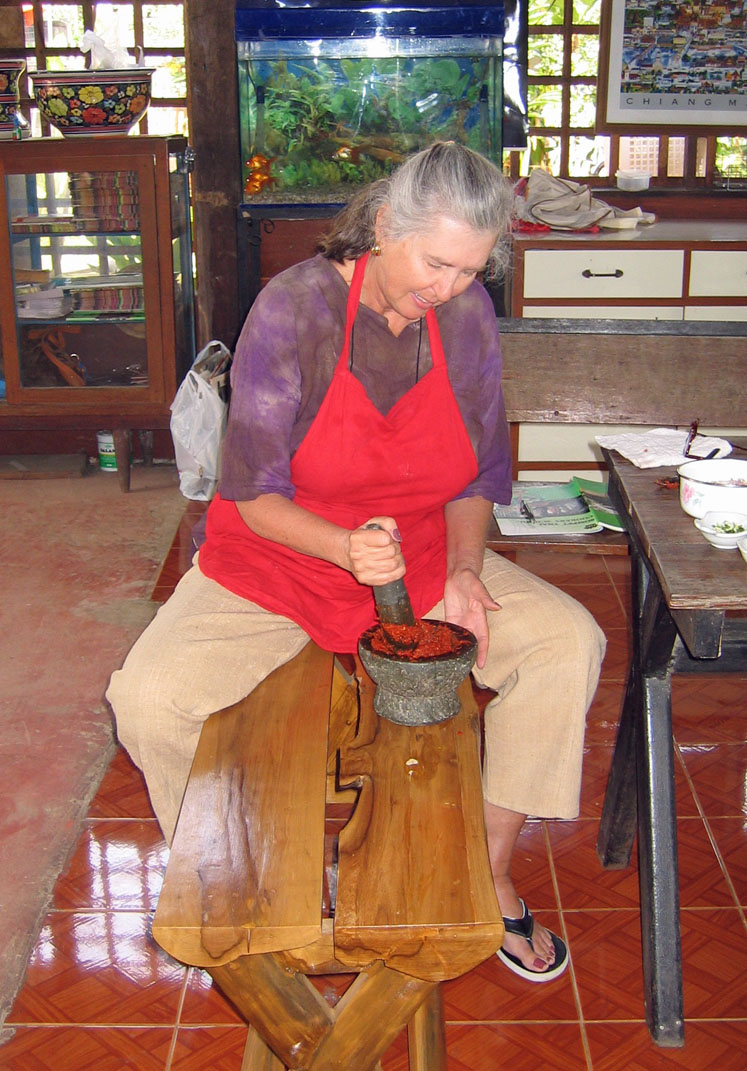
[{"xmin": 348, "ymin": 518, "xmax": 405, "ymax": 586}]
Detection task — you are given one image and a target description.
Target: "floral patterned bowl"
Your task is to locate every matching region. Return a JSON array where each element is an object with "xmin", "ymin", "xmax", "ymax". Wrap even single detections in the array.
[
  {"xmin": 0, "ymin": 58, "xmax": 27, "ymax": 138},
  {"xmin": 0, "ymin": 58, "xmax": 26, "ymax": 97},
  {"xmin": 31, "ymin": 69, "xmax": 154, "ymax": 136},
  {"xmin": 0, "ymin": 96, "xmax": 30, "ymax": 140},
  {"xmin": 0, "ymin": 96, "xmax": 20, "ymax": 124}
]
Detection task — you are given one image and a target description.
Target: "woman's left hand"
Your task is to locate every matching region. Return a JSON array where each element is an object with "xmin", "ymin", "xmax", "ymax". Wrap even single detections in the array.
[{"xmin": 443, "ymin": 567, "xmax": 500, "ymax": 670}]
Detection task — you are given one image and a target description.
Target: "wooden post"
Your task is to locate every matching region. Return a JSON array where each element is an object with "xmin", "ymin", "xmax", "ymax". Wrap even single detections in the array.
[{"xmin": 184, "ymin": 0, "xmax": 243, "ymax": 351}]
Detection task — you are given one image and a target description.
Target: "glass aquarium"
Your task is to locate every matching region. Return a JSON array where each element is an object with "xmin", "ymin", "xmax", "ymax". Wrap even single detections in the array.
[{"xmin": 236, "ymin": 4, "xmax": 504, "ymax": 203}]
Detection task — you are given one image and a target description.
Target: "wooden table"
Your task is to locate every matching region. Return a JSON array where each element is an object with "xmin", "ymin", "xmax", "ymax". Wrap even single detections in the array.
[
  {"xmin": 596, "ymin": 446, "xmax": 747, "ymax": 1047},
  {"xmin": 152, "ymin": 644, "xmax": 504, "ymax": 1069}
]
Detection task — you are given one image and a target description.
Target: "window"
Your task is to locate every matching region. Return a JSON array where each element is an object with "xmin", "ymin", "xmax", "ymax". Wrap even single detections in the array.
[
  {"xmin": 504, "ymin": 0, "xmax": 746, "ymax": 186},
  {"xmin": 6, "ymin": 2, "xmax": 187, "ymax": 137}
]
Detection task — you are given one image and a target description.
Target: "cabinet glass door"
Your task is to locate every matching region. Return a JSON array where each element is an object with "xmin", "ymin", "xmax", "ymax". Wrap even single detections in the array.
[{"xmin": 7, "ymin": 165, "xmax": 150, "ymax": 391}]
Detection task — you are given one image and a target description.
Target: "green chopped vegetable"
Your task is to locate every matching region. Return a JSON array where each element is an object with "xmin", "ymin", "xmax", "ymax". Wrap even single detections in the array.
[{"xmin": 712, "ymin": 521, "xmax": 746, "ymax": 534}]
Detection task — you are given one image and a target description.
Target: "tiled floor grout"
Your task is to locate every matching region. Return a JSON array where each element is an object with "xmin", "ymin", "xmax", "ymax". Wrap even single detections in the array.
[
  {"xmin": 674, "ymin": 739, "xmax": 747, "ymax": 922},
  {"xmin": 543, "ymin": 820, "xmax": 595, "ymax": 1071},
  {"xmin": 164, "ymin": 973, "xmax": 190, "ymax": 1070}
]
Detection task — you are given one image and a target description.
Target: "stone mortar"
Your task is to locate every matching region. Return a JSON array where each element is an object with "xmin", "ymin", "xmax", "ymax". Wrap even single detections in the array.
[{"xmin": 358, "ymin": 619, "xmax": 477, "ymax": 725}]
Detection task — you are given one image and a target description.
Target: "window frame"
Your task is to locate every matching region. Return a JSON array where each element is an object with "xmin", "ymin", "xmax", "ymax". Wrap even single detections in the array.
[{"xmin": 505, "ymin": 0, "xmax": 741, "ymax": 187}]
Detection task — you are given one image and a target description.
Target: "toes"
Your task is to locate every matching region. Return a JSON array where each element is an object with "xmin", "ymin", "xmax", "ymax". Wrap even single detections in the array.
[
  {"xmin": 503, "ymin": 932, "xmax": 552, "ymax": 972},
  {"xmin": 530, "ymin": 923, "xmax": 556, "ymax": 962}
]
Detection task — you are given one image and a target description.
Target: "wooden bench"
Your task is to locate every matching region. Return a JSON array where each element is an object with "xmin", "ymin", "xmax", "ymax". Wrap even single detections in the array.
[
  {"xmin": 152, "ymin": 642, "xmax": 503, "ymax": 1070},
  {"xmin": 488, "ymin": 319, "xmax": 747, "ymax": 555}
]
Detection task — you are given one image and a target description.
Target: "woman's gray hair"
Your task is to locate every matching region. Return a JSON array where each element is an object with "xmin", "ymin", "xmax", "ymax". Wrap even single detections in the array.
[{"xmin": 318, "ymin": 141, "xmax": 514, "ymax": 279}]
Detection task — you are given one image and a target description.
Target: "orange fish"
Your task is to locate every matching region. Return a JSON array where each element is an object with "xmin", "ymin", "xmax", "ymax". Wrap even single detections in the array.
[
  {"xmin": 244, "ymin": 154, "xmax": 276, "ymax": 196},
  {"xmin": 332, "ymin": 144, "xmax": 360, "ymax": 163},
  {"xmin": 244, "ymin": 175, "xmax": 270, "ymax": 195}
]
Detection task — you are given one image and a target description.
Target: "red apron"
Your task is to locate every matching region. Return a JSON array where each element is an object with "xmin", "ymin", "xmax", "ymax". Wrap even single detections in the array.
[{"xmin": 200, "ymin": 254, "xmax": 478, "ymax": 652}]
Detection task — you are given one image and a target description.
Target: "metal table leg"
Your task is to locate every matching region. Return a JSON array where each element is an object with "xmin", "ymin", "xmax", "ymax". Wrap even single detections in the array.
[
  {"xmin": 598, "ymin": 552, "xmax": 685, "ymax": 1046},
  {"xmin": 637, "ymin": 658, "xmax": 684, "ymax": 1046},
  {"xmin": 597, "ymin": 555, "xmax": 645, "ymax": 868}
]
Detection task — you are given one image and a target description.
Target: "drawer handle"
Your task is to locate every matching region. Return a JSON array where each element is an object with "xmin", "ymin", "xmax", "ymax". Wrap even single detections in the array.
[{"xmin": 582, "ymin": 268, "xmax": 624, "ymax": 279}]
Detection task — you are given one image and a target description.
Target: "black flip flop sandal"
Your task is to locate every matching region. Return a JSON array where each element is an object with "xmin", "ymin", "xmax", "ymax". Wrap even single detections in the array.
[{"xmin": 496, "ymin": 899, "xmax": 569, "ymax": 983}]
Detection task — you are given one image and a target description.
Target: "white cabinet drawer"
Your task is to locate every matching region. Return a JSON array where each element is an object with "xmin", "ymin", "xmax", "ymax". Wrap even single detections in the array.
[
  {"xmin": 523, "ymin": 249, "xmax": 684, "ymax": 299},
  {"xmin": 689, "ymin": 251, "xmax": 747, "ymax": 297},
  {"xmin": 526, "ymin": 305, "xmax": 683, "ymax": 320},
  {"xmin": 685, "ymin": 305, "xmax": 747, "ymax": 322}
]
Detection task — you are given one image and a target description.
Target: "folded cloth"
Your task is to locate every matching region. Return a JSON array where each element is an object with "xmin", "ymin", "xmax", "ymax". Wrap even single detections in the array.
[
  {"xmin": 514, "ymin": 171, "xmax": 655, "ymax": 232},
  {"xmin": 596, "ymin": 428, "xmax": 733, "ymax": 469},
  {"xmin": 598, "ymin": 206, "xmax": 657, "ymax": 229}
]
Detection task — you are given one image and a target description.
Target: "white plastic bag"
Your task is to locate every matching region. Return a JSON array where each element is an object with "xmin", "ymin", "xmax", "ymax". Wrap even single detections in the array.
[{"xmin": 170, "ymin": 341, "xmax": 231, "ymax": 500}]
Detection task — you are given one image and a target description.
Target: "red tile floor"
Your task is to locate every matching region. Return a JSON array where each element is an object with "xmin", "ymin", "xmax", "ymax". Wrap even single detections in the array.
[{"xmin": 2, "ymin": 510, "xmax": 746, "ymax": 1069}]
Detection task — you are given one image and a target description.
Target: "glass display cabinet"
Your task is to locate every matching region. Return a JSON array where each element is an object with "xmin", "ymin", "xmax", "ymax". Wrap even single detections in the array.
[{"xmin": 0, "ymin": 135, "xmax": 195, "ymax": 488}]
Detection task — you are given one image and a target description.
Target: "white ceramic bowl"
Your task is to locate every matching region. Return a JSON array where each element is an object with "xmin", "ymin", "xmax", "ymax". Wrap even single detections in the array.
[
  {"xmin": 678, "ymin": 458, "xmax": 747, "ymax": 518},
  {"xmin": 693, "ymin": 511, "xmax": 747, "ymax": 550},
  {"xmin": 738, "ymin": 534, "xmax": 747, "ymax": 564}
]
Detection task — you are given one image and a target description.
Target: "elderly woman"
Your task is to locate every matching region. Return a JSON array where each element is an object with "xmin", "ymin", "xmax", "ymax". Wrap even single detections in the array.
[{"xmin": 108, "ymin": 142, "xmax": 605, "ymax": 984}]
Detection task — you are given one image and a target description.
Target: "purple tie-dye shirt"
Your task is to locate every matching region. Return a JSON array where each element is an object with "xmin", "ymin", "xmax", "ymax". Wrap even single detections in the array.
[{"xmin": 217, "ymin": 254, "xmax": 512, "ymax": 506}]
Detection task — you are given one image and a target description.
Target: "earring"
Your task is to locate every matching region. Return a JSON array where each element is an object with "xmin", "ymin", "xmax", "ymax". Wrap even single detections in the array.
[{"xmin": 371, "ymin": 242, "xmax": 381, "ymax": 256}]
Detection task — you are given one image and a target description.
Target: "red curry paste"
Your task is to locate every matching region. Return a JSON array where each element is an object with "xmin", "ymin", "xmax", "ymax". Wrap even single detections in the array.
[{"xmin": 369, "ymin": 620, "xmax": 473, "ymax": 661}]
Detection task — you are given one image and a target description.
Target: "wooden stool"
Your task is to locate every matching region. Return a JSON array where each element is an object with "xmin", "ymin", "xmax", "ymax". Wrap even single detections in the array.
[{"xmin": 153, "ymin": 642, "xmax": 503, "ymax": 1070}]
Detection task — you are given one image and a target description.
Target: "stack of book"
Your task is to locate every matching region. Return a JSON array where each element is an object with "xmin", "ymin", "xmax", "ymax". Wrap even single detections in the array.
[
  {"xmin": 12, "ymin": 215, "xmax": 93, "ymax": 234},
  {"xmin": 16, "ymin": 285, "xmax": 73, "ymax": 320},
  {"xmin": 493, "ymin": 478, "xmax": 625, "ymax": 536},
  {"xmin": 68, "ymin": 170, "xmax": 140, "ymax": 231},
  {"xmin": 64, "ymin": 273, "xmax": 144, "ymax": 319}
]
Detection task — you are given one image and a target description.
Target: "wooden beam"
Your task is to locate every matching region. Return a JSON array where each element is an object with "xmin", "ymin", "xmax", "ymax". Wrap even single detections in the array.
[{"xmin": 184, "ymin": 0, "xmax": 243, "ymax": 350}]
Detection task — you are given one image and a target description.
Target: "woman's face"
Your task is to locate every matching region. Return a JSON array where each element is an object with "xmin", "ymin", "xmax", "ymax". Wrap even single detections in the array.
[{"xmin": 369, "ymin": 215, "xmax": 498, "ymax": 324}]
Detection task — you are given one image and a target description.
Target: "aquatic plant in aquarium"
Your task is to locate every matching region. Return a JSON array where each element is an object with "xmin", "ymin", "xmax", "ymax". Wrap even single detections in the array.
[{"xmin": 237, "ymin": 24, "xmax": 503, "ymax": 202}]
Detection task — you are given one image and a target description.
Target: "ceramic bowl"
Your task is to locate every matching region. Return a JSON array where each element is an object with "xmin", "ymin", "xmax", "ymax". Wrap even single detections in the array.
[
  {"xmin": 693, "ymin": 511, "xmax": 747, "ymax": 550},
  {"xmin": 31, "ymin": 69, "xmax": 153, "ymax": 136},
  {"xmin": 0, "ymin": 95, "xmax": 30, "ymax": 140},
  {"xmin": 677, "ymin": 458, "xmax": 747, "ymax": 519},
  {"xmin": 0, "ymin": 58, "xmax": 26, "ymax": 97},
  {"xmin": 0, "ymin": 95, "xmax": 20, "ymax": 125}
]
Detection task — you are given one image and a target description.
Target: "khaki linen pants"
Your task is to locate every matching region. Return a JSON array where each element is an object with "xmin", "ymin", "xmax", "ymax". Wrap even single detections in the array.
[{"xmin": 107, "ymin": 549, "xmax": 606, "ymax": 843}]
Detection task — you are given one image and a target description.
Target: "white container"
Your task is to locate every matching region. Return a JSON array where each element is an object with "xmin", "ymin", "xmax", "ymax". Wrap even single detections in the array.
[
  {"xmin": 693, "ymin": 511, "xmax": 747, "ymax": 549},
  {"xmin": 96, "ymin": 430, "xmax": 117, "ymax": 471},
  {"xmin": 615, "ymin": 170, "xmax": 651, "ymax": 191},
  {"xmin": 677, "ymin": 458, "xmax": 747, "ymax": 518}
]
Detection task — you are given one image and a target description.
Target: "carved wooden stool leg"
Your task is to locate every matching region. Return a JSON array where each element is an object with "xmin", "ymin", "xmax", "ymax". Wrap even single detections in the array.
[
  {"xmin": 408, "ymin": 985, "xmax": 447, "ymax": 1071},
  {"xmin": 307, "ymin": 962, "xmax": 437, "ymax": 1070},
  {"xmin": 209, "ymin": 954, "xmax": 332, "ymax": 1069},
  {"xmin": 241, "ymin": 1025, "xmax": 286, "ymax": 1071}
]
